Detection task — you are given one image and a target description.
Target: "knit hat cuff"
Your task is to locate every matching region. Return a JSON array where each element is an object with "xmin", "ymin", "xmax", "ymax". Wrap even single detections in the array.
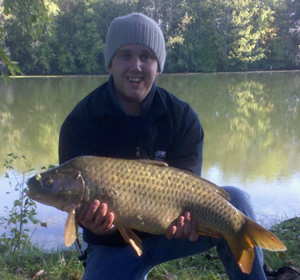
[{"xmin": 104, "ymin": 13, "xmax": 166, "ymax": 72}]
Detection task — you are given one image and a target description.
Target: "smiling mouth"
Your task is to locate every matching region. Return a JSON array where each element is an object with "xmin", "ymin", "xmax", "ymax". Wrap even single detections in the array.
[{"xmin": 128, "ymin": 77, "xmax": 142, "ymax": 83}]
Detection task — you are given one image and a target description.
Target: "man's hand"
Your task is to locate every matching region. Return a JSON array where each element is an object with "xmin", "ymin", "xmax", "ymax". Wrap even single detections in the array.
[
  {"xmin": 77, "ymin": 199, "xmax": 117, "ymax": 235},
  {"xmin": 166, "ymin": 212, "xmax": 199, "ymax": 242}
]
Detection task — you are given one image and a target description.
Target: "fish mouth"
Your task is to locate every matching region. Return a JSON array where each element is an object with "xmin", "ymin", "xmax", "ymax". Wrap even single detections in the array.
[
  {"xmin": 26, "ymin": 175, "xmax": 43, "ymax": 199},
  {"xmin": 26, "ymin": 187, "xmax": 39, "ymax": 200},
  {"xmin": 26, "ymin": 188, "xmax": 33, "ymax": 198}
]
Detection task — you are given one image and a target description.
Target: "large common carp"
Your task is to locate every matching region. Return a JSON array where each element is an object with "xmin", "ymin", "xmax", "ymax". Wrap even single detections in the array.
[{"xmin": 27, "ymin": 156, "xmax": 286, "ymax": 274}]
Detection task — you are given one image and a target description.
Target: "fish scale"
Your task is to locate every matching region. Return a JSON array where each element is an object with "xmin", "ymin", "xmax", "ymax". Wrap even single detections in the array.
[{"xmin": 27, "ymin": 155, "xmax": 286, "ymax": 274}]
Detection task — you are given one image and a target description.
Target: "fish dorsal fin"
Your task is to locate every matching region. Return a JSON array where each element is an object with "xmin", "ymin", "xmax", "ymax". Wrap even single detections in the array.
[
  {"xmin": 137, "ymin": 159, "xmax": 168, "ymax": 167},
  {"xmin": 119, "ymin": 227, "xmax": 143, "ymax": 256},
  {"xmin": 64, "ymin": 209, "xmax": 77, "ymax": 247},
  {"xmin": 180, "ymin": 169, "xmax": 231, "ymax": 201}
]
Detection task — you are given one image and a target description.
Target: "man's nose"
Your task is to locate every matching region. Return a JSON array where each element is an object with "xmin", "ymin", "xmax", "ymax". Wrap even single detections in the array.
[{"xmin": 129, "ymin": 56, "xmax": 142, "ymax": 71}]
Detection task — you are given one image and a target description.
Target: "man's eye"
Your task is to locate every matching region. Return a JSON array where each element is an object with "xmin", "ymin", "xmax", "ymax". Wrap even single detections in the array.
[
  {"xmin": 121, "ymin": 54, "xmax": 130, "ymax": 59},
  {"xmin": 141, "ymin": 54, "xmax": 150, "ymax": 60}
]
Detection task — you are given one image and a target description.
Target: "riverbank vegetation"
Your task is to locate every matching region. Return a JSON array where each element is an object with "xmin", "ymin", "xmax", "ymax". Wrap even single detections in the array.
[
  {"xmin": 1, "ymin": 0, "xmax": 300, "ymax": 77},
  {"xmin": 0, "ymin": 217, "xmax": 299, "ymax": 279}
]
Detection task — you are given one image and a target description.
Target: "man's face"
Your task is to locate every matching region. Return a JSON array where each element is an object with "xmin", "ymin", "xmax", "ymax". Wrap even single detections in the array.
[{"xmin": 108, "ymin": 44, "xmax": 159, "ymax": 108}]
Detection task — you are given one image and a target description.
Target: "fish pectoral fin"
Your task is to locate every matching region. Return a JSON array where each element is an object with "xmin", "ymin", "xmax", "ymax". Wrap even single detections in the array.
[
  {"xmin": 197, "ymin": 227, "xmax": 222, "ymax": 239},
  {"xmin": 137, "ymin": 159, "xmax": 168, "ymax": 167},
  {"xmin": 64, "ymin": 209, "xmax": 77, "ymax": 247},
  {"xmin": 119, "ymin": 227, "xmax": 143, "ymax": 256}
]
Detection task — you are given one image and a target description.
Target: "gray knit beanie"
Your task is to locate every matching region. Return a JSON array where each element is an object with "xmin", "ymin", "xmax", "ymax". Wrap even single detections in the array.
[{"xmin": 104, "ymin": 13, "xmax": 166, "ymax": 72}]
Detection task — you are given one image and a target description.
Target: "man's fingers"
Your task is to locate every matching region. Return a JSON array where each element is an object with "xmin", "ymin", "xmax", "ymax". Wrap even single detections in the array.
[
  {"xmin": 189, "ymin": 221, "xmax": 199, "ymax": 242},
  {"xmin": 77, "ymin": 200, "xmax": 100, "ymax": 224},
  {"xmin": 166, "ymin": 225, "xmax": 176, "ymax": 239},
  {"xmin": 77, "ymin": 203, "xmax": 89, "ymax": 222},
  {"xmin": 82, "ymin": 200, "xmax": 101, "ymax": 224},
  {"xmin": 174, "ymin": 216, "xmax": 184, "ymax": 238},
  {"xmin": 183, "ymin": 212, "xmax": 191, "ymax": 236},
  {"xmin": 76, "ymin": 200, "xmax": 117, "ymax": 235},
  {"xmin": 94, "ymin": 202, "xmax": 108, "ymax": 225},
  {"xmin": 102, "ymin": 212, "xmax": 115, "ymax": 230},
  {"xmin": 168, "ymin": 212, "xmax": 198, "ymax": 241}
]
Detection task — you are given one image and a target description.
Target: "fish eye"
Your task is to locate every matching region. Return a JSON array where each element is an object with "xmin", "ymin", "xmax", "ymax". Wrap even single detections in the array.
[{"xmin": 45, "ymin": 176, "xmax": 54, "ymax": 186}]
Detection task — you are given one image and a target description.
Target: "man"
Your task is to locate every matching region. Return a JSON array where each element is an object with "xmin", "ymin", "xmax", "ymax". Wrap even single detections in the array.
[{"xmin": 59, "ymin": 13, "xmax": 266, "ymax": 280}]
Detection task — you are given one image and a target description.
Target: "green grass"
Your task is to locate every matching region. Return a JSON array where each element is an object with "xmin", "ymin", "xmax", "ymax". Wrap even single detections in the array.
[
  {"xmin": 0, "ymin": 217, "xmax": 299, "ymax": 279},
  {"xmin": 263, "ymin": 217, "xmax": 300, "ymax": 270},
  {"xmin": 148, "ymin": 249, "xmax": 228, "ymax": 280},
  {"xmin": 0, "ymin": 244, "xmax": 84, "ymax": 280}
]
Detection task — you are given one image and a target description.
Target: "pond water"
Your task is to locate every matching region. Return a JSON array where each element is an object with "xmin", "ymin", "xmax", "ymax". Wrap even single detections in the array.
[{"xmin": 0, "ymin": 71, "xmax": 299, "ymax": 250}]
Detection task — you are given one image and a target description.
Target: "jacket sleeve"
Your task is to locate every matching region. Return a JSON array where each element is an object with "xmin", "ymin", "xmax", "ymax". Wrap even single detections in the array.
[
  {"xmin": 166, "ymin": 105, "xmax": 204, "ymax": 177},
  {"xmin": 59, "ymin": 116, "xmax": 90, "ymax": 164}
]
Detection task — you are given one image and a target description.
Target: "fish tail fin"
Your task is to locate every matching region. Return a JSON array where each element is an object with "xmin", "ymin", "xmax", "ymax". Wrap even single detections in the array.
[
  {"xmin": 225, "ymin": 217, "xmax": 286, "ymax": 274},
  {"xmin": 244, "ymin": 217, "xmax": 286, "ymax": 251}
]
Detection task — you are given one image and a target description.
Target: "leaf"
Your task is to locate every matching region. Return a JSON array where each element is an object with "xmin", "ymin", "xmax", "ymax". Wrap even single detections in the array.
[
  {"xmin": 9, "ymin": 218, "xmax": 16, "ymax": 224},
  {"xmin": 40, "ymin": 222, "xmax": 48, "ymax": 228},
  {"xmin": 14, "ymin": 200, "xmax": 21, "ymax": 207}
]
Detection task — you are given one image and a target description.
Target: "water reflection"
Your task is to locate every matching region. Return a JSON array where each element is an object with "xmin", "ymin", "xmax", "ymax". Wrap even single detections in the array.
[
  {"xmin": 0, "ymin": 76, "xmax": 108, "ymax": 170},
  {"xmin": 157, "ymin": 72, "xmax": 300, "ymax": 181},
  {"xmin": 0, "ymin": 72, "xmax": 299, "ymax": 248}
]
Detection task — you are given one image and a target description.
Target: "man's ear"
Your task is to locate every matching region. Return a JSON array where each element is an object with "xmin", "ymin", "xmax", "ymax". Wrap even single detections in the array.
[
  {"xmin": 156, "ymin": 63, "xmax": 161, "ymax": 75},
  {"xmin": 156, "ymin": 66, "xmax": 161, "ymax": 75}
]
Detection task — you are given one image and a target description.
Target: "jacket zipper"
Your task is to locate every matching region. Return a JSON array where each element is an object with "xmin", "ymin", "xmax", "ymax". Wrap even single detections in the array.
[{"xmin": 136, "ymin": 146, "xmax": 141, "ymax": 158}]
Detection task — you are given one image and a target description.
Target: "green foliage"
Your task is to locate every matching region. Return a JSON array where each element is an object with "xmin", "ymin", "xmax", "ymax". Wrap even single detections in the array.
[
  {"xmin": 54, "ymin": 0, "xmax": 106, "ymax": 74},
  {"xmin": 0, "ymin": 0, "xmax": 59, "ymax": 79},
  {"xmin": 0, "ymin": 245, "xmax": 84, "ymax": 279},
  {"xmin": 148, "ymin": 249, "xmax": 229, "ymax": 279},
  {"xmin": 1, "ymin": 0, "xmax": 300, "ymax": 75},
  {"xmin": 0, "ymin": 153, "xmax": 39, "ymax": 257},
  {"xmin": 228, "ymin": 0, "xmax": 276, "ymax": 70},
  {"xmin": 264, "ymin": 217, "xmax": 300, "ymax": 271},
  {"xmin": 0, "ymin": 216, "xmax": 299, "ymax": 279}
]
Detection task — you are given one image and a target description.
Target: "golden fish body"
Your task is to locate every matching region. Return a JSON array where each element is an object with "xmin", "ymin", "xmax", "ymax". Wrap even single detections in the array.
[
  {"xmin": 27, "ymin": 156, "xmax": 286, "ymax": 274},
  {"xmin": 74, "ymin": 157, "xmax": 242, "ymax": 237}
]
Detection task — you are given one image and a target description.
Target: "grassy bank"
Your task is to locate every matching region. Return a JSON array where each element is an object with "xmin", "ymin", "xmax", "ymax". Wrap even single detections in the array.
[{"xmin": 0, "ymin": 217, "xmax": 299, "ymax": 280}]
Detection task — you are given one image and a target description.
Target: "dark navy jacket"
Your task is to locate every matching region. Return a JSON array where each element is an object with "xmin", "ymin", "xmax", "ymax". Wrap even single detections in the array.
[{"xmin": 59, "ymin": 76, "xmax": 204, "ymax": 246}]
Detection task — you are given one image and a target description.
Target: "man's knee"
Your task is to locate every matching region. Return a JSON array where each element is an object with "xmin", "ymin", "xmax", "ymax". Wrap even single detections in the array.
[
  {"xmin": 222, "ymin": 186, "xmax": 250, "ymax": 203},
  {"xmin": 221, "ymin": 186, "xmax": 256, "ymax": 219}
]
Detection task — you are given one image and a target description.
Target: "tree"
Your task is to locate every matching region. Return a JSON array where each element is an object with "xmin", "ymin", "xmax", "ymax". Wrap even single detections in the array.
[
  {"xmin": 1, "ymin": 0, "xmax": 299, "ymax": 75},
  {"xmin": 228, "ymin": 0, "xmax": 276, "ymax": 70},
  {"xmin": 0, "ymin": 0, "xmax": 59, "ymax": 80}
]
